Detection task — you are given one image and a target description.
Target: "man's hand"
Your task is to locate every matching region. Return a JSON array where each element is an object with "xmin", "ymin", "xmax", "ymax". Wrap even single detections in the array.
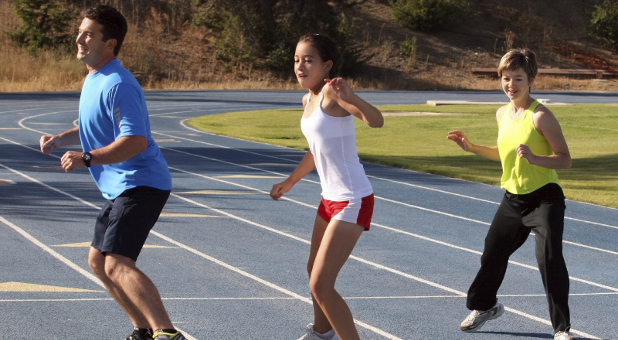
[{"xmin": 60, "ymin": 151, "xmax": 86, "ymax": 173}]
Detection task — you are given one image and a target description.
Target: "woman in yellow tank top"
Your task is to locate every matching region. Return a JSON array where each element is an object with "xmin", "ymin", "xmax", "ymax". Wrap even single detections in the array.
[{"xmin": 447, "ymin": 49, "xmax": 576, "ymax": 340}]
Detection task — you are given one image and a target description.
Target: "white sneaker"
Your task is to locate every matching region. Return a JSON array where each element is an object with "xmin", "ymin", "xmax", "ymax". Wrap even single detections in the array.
[
  {"xmin": 554, "ymin": 331, "xmax": 578, "ymax": 340},
  {"xmin": 299, "ymin": 324, "xmax": 340, "ymax": 340},
  {"xmin": 459, "ymin": 302, "xmax": 505, "ymax": 332}
]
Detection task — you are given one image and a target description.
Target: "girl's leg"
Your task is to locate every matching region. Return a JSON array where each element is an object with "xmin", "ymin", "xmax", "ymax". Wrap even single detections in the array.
[
  {"xmin": 309, "ymin": 218, "xmax": 364, "ymax": 340},
  {"xmin": 307, "ymin": 215, "xmax": 331, "ymax": 333}
]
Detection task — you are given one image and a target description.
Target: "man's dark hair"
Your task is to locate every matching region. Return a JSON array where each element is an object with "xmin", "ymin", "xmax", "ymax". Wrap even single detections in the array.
[{"xmin": 84, "ymin": 5, "xmax": 127, "ymax": 56}]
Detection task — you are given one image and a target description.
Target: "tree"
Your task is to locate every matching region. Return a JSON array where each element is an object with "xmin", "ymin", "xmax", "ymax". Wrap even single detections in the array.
[
  {"xmin": 588, "ymin": 0, "xmax": 618, "ymax": 52},
  {"xmin": 193, "ymin": 0, "xmax": 369, "ymax": 77},
  {"xmin": 390, "ymin": 0, "xmax": 473, "ymax": 32},
  {"xmin": 8, "ymin": 0, "xmax": 75, "ymax": 54}
]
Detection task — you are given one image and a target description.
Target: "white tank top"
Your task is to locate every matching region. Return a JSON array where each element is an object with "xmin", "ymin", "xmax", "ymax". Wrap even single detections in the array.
[{"xmin": 300, "ymin": 92, "xmax": 373, "ymax": 201}]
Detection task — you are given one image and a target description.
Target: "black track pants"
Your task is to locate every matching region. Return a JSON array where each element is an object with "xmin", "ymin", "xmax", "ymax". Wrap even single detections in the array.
[{"xmin": 466, "ymin": 183, "xmax": 571, "ymax": 333}]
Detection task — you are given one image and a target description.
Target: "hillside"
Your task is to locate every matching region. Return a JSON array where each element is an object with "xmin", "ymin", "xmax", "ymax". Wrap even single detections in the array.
[{"xmin": 0, "ymin": 0, "xmax": 617, "ymax": 92}]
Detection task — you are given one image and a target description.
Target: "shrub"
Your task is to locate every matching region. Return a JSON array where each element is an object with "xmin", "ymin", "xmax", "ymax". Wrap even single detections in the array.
[
  {"xmin": 390, "ymin": 0, "xmax": 473, "ymax": 32},
  {"xmin": 588, "ymin": 0, "xmax": 618, "ymax": 52}
]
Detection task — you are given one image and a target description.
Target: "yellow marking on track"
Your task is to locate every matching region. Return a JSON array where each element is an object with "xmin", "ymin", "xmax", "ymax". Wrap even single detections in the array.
[
  {"xmin": 154, "ymin": 139, "xmax": 179, "ymax": 143},
  {"xmin": 160, "ymin": 212, "xmax": 222, "ymax": 218},
  {"xmin": 0, "ymin": 128, "xmax": 20, "ymax": 130},
  {"xmin": 0, "ymin": 282, "xmax": 104, "ymax": 293},
  {"xmin": 182, "ymin": 133, "xmax": 199, "ymax": 136},
  {"xmin": 52, "ymin": 242, "xmax": 177, "ymax": 249},
  {"xmin": 215, "ymin": 175, "xmax": 283, "ymax": 179},
  {"xmin": 176, "ymin": 190, "xmax": 258, "ymax": 195},
  {"xmin": 248, "ymin": 163, "xmax": 296, "ymax": 166},
  {"xmin": 24, "ymin": 165, "xmax": 64, "ymax": 170},
  {"xmin": 0, "ymin": 179, "xmax": 17, "ymax": 185}
]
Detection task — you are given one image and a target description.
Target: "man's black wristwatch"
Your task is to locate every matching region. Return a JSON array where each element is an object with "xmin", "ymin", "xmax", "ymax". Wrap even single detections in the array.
[{"xmin": 82, "ymin": 152, "xmax": 92, "ymax": 168}]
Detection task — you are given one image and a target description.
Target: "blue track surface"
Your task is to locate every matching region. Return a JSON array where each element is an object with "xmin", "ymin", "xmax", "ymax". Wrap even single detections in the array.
[{"xmin": 0, "ymin": 90, "xmax": 616, "ymax": 340}]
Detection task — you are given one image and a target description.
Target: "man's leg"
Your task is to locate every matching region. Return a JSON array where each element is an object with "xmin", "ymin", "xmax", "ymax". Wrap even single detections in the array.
[
  {"xmin": 88, "ymin": 247, "xmax": 150, "ymax": 329},
  {"xmin": 102, "ymin": 252, "xmax": 175, "ymax": 331}
]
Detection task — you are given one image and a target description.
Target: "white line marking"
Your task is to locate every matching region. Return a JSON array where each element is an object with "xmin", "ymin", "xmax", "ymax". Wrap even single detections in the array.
[
  {"xmin": 0, "ymin": 215, "xmax": 103, "ymax": 288},
  {"xmin": 167, "ymin": 164, "xmax": 618, "ymax": 295},
  {"xmin": 3, "ymin": 291, "xmax": 616, "ymax": 303},
  {"xmin": 0, "ymin": 161, "xmax": 398, "ymax": 340},
  {"xmin": 165, "ymin": 126, "xmax": 618, "ymax": 228},
  {"xmin": 159, "ymin": 146, "xmax": 618, "ymax": 259}
]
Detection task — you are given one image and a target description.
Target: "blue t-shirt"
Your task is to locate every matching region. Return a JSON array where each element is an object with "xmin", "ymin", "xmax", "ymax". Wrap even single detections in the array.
[{"xmin": 79, "ymin": 58, "xmax": 172, "ymax": 199}]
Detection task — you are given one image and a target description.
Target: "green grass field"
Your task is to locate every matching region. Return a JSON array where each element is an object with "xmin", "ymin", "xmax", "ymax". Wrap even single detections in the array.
[{"xmin": 186, "ymin": 103, "xmax": 618, "ymax": 209}]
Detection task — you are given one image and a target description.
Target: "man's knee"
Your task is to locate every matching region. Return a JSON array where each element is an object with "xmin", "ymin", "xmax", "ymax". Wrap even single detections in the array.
[
  {"xmin": 88, "ymin": 248, "xmax": 106, "ymax": 276},
  {"xmin": 103, "ymin": 253, "xmax": 135, "ymax": 282}
]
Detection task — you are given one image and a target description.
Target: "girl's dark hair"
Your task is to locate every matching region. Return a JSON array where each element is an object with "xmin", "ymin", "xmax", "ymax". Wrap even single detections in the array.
[
  {"xmin": 84, "ymin": 5, "xmax": 127, "ymax": 56},
  {"xmin": 298, "ymin": 34, "xmax": 341, "ymax": 78}
]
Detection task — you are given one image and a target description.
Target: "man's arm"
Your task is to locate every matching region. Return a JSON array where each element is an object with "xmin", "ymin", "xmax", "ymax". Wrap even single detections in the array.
[
  {"xmin": 40, "ymin": 127, "xmax": 81, "ymax": 154},
  {"xmin": 60, "ymin": 135, "xmax": 147, "ymax": 172}
]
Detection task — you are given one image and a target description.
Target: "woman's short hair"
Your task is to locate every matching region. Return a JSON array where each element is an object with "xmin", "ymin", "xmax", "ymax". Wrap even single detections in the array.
[
  {"xmin": 498, "ymin": 48, "xmax": 538, "ymax": 80},
  {"xmin": 298, "ymin": 34, "xmax": 342, "ymax": 78}
]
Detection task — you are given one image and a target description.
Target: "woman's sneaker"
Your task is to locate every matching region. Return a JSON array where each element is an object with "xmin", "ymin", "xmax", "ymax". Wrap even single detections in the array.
[
  {"xmin": 459, "ymin": 302, "xmax": 505, "ymax": 332},
  {"xmin": 554, "ymin": 331, "xmax": 578, "ymax": 340},
  {"xmin": 299, "ymin": 324, "xmax": 340, "ymax": 340},
  {"xmin": 126, "ymin": 327, "xmax": 153, "ymax": 340}
]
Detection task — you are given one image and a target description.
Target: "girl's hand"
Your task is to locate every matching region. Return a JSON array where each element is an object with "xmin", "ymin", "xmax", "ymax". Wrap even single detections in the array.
[
  {"xmin": 324, "ymin": 77, "xmax": 353, "ymax": 102},
  {"xmin": 270, "ymin": 180, "xmax": 293, "ymax": 201},
  {"xmin": 447, "ymin": 130, "xmax": 471, "ymax": 151},
  {"xmin": 516, "ymin": 144, "xmax": 536, "ymax": 164}
]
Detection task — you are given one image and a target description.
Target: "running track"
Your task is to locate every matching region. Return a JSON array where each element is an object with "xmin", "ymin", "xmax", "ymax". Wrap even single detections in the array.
[{"xmin": 0, "ymin": 90, "xmax": 616, "ymax": 340}]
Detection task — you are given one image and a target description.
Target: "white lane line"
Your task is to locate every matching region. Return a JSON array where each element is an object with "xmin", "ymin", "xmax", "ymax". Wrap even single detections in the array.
[
  {"xmin": 163, "ymin": 126, "xmax": 618, "ymax": 230},
  {"xmin": 367, "ymin": 175, "xmax": 618, "ymax": 229},
  {"xmin": 160, "ymin": 146, "xmax": 618, "ymax": 257},
  {"xmin": 16, "ymin": 110, "xmax": 77, "ymax": 133},
  {"xmin": 4, "ymin": 291, "xmax": 616, "ymax": 303},
  {"xmin": 0, "ymin": 162, "xmax": 398, "ymax": 340},
  {"xmin": 167, "ymin": 164, "xmax": 618, "ymax": 295},
  {"xmin": 0, "ymin": 215, "xmax": 103, "ymax": 288},
  {"xmin": 0, "ymin": 106, "xmax": 76, "ymax": 115},
  {"xmin": 168, "ymin": 186, "xmax": 601, "ymax": 340},
  {"xmin": 0, "ymin": 147, "xmax": 609, "ymax": 339}
]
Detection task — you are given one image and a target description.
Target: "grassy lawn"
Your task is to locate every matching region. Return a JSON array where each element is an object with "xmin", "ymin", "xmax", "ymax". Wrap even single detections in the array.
[{"xmin": 186, "ymin": 103, "xmax": 618, "ymax": 209}]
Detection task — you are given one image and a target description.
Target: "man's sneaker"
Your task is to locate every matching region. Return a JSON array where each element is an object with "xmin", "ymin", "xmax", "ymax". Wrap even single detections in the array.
[
  {"xmin": 152, "ymin": 330, "xmax": 186, "ymax": 340},
  {"xmin": 299, "ymin": 324, "xmax": 340, "ymax": 340},
  {"xmin": 554, "ymin": 331, "xmax": 578, "ymax": 340},
  {"xmin": 126, "ymin": 327, "xmax": 153, "ymax": 340},
  {"xmin": 459, "ymin": 302, "xmax": 505, "ymax": 332}
]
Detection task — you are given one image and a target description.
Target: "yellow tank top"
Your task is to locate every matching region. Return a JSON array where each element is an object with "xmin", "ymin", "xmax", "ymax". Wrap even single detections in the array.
[{"xmin": 497, "ymin": 101, "xmax": 560, "ymax": 194}]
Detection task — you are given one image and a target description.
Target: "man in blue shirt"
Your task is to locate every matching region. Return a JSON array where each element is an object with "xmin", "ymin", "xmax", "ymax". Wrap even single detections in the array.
[{"xmin": 39, "ymin": 5, "xmax": 185, "ymax": 340}]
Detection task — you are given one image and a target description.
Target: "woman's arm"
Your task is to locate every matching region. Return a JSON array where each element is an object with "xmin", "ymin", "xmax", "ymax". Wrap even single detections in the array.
[
  {"xmin": 447, "ymin": 130, "xmax": 501, "ymax": 161},
  {"xmin": 270, "ymin": 151, "xmax": 316, "ymax": 200},
  {"xmin": 519, "ymin": 107, "xmax": 571, "ymax": 169},
  {"xmin": 324, "ymin": 78, "xmax": 384, "ymax": 128}
]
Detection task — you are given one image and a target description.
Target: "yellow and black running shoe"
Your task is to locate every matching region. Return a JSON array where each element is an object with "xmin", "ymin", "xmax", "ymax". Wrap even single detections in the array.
[{"xmin": 153, "ymin": 329, "xmax": 187, "ymax": 340}]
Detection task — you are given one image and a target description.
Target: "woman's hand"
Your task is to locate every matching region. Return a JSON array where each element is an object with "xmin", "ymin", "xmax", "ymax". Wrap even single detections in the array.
[
  {"xmin": 447, "ymin": 130, "xmax": 471, "ymax": 151},
  {"xmin": 270, "ymin": 180, "xmax": 293, "ymax": 201},
  {"xmin": 324, "ymin": 77, "xmax": 353, "ymax": 102}
]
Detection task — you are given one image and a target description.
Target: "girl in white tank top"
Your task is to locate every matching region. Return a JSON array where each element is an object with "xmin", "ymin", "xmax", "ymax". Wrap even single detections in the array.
[{"xmin": 270, "ymin": 34, "xmax": 383, "ymax": 340}]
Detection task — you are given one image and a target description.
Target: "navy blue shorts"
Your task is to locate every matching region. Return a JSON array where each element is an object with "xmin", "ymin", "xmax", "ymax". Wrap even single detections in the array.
[{"xmin": 91, "ymin": 186, "xmax": 170, "ymax": 262}]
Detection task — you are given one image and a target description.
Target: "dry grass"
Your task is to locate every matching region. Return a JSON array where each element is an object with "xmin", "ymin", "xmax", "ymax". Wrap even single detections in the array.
[{"xmin": 1, "ymin": 0, "xmax": 617, "ymax": 92}]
